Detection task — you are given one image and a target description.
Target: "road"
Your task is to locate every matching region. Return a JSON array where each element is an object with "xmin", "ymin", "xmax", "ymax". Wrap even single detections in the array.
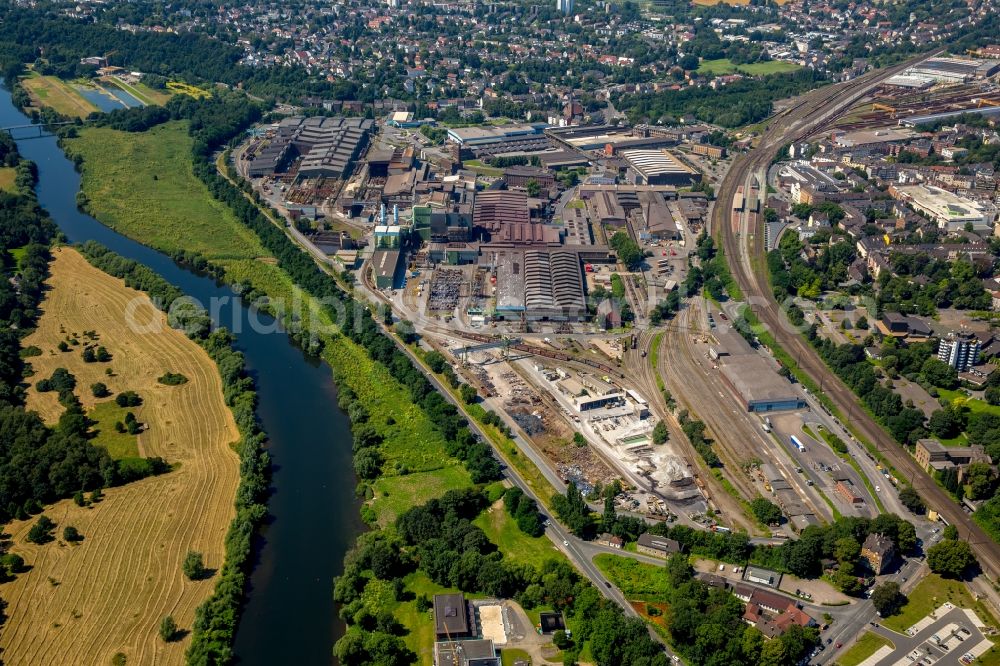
[{"xmin": 714, "ymin": 50, "xmax": 1000, "ymax": 580}]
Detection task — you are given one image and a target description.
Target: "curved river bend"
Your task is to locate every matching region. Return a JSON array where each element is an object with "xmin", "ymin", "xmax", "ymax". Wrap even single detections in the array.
[{"xmin": 0, "ymin": 87, "xmax": 359, "ymax": 664}]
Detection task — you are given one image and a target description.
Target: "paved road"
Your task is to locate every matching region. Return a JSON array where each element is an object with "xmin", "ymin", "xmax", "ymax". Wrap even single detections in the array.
[{"xmin": 714, "ymin": 50, "xmax": 1000, "ymax": 580}]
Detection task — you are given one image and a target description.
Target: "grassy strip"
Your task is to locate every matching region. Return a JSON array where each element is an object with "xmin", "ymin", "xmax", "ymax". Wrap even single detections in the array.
[
  {"xmin": 714, "ymin": 246, "xmax": 744, "ymax": 301},
  {"xmin": 650, "ymin": 332, "xmax": 665, "ymax": 391},
  {"xmin": 836, "ymin": 631, "xmax": 893, "ymax": 666}
]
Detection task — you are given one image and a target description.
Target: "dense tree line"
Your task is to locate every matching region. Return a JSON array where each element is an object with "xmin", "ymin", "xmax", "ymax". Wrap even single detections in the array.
[
  {"xmin": 613, "ymin": 68, "xmax": 828, "ymax": 128},
  {"xmin": 677, "ymin": 410, "xmax": 720, "ymax": 467},
  {"xmin": 645, "ymin": 513, "xmax": 915, "ymax": 582},
  {"xmin": 75, "ymin": 243, "xmax": 268, "ymax": 665}
]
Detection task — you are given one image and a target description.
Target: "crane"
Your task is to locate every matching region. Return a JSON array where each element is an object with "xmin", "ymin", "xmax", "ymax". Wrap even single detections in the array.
[{"xmin": 102, "ymin": 50, "xmax": 118, "ymax": 69}]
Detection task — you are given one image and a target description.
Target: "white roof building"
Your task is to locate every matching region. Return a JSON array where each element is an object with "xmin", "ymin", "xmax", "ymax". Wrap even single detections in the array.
[{"xmin": 894, "ymin": 184, "xmax": 998, "ymax": 232}]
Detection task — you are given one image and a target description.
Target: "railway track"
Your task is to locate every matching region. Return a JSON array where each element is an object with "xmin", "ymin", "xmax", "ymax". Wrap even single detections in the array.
[{"xmin": 716, "ymin": 51, "xmax": 1000, "ymax": 578}]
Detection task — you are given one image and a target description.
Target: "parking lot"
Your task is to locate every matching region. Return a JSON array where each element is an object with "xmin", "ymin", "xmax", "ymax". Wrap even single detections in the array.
[{"xmin": 862, "ymin": 605, "xmax": 993, "ymax": 666}]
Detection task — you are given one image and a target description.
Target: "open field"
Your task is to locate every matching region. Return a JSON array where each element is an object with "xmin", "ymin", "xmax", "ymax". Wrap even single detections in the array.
[
  {"xmin": 836, "ymin": 631, "xmax": 894, "ymax": 666},
  {"xmin": 20, "ymin": 73, "xmax": 98, "ymax": 118},
  {"xmin": 0, "ymin": 247, "xmax": 240, "ymax": 665},
  {"xmin": 87, "ymin": 400, "xmax": 140, "ymax": 459},
  {"xmin": 66, "ymin": 121, "xmax": 271, "ymax": 260},
  {"xmin": 473, "ymin": 500, "xmax": 565, "ymax": 569},
  {"xmin": 882, "ymin": 574, "xmax": 999, "ymax": 635},
  {"xmin": 371, "ymin": 466, "xmax": 472, "ymax": 526},
  {"xmin": 698, "ymin": 58, "xmax": 802, "ymax": 76},
  {"xmin": 0, "ymin": 167, "xmax": 16, "ymax": 193},
  {"xmin": 594, "ymin": 553, "xmax": 669, "ymax": 599},
  {"xmin": 939, "ymin": 388, "xmax": 1000, "ymax": 418}
]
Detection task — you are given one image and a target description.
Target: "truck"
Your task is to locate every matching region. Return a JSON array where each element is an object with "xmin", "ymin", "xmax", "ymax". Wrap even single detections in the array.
[{"xmin": 790, "ymin": 435, "xmax": 806, "ymax": 452}]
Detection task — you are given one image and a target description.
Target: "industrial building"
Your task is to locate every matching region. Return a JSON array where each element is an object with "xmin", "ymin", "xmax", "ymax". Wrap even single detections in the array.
[
  {"xmin": 447, "ymin": 123, "xmax": 550, "ymax": 157},
  {"xmin": 546, "ymin": 124, "xmax": 678, "ymax": 153},
  {"xmin": 938, "ymin": 331, "xmax": 982, "ymax": 371},
  {"xmin": 502, "ymin": 165, "xmax": 555, "ymax": 190},
  {"xmin": 371, "ymin": 249, "xmax": 403, "ymax": 289},
  {"xmin": 473, "ymin": 190, "xmax": 531, "ymax": 231},
  {"xmin": 906, "ymin": 57, "xmax": 1000, "ymax": 83},
  {"xmin": 719, "ymin": 355, "xmax": 807, "ymax": 412},
  {"xmin": 289, "ymin": 117, "xmax": 372, "ymax": 176},
  {"xmin": 621, "ymin": 149, "xmax": 700, "ymax": 186},
  {"xmin": 489, "ymin": 249, "xmax": 587, "ymax": 321},
  {"xmin": 892, "ymin": 184, "xmax": 998, "ymax": 232}
]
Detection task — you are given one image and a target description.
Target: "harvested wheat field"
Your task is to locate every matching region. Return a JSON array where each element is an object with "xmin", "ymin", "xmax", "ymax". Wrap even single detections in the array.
[{"xmin": 0, "ymin": 247, "xmax": 240, "ymax": 665}]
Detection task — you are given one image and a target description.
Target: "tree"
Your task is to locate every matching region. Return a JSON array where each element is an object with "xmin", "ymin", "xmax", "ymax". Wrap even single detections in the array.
[
  {"xmin": 159, "ymin": 615, "xmax": 178, "ymax": 642},
  {"xmin": 26, "ymin": 515, "xmax": 55, "ymax": 544},
  {"xmin": 354, "ymin": 448, "xmax": 383, "ymax": 479},
  {"xmin": 63, "ymin": 525, "xmax": 82, "ymax": 542},
  {"xmin": 921, "ymin": 358, "xmax": 958, "ymax": 389},
  {"xmin": 610, "ymin": 231, "xmax": 644, "ymax": 271},
  {"xmin": 572, "ymin": 432, "xmax": 586, "ymax": 447},
  {"xmin": 963, "ymin": 463, "xmax": 996, "ymax": 500},
  {"xmin": 750, "ymin": 498, "xmax": 782, "ymax": 525},
  {"xmin": 652, "ymin": 421, "xmax": 669, "ymax": 445},
  {"xmin": 90, "ymin": 382, "xmax": 110, "ymax": 398},
  {"xmin": 928, "ymin": 408, "xmax": 961, "ymax": 439},
  {"xmin": 525, "ymin": 178, "xmax": 541, "ymax": 197},
  {"xmin": 1, "ymin": 553, "xmax": 25, "ymax": 575},
  {"xmin": 943, "ymin": 524, "xmax": 959, "ymax": 541},
  {"xmin": 183, "ymin": 550, "xmax": 206, "ymax": 580},
  {"xmin": 899, "ymin": 486, "xmax": 925, "ymax": 514},
  {"xmin": 553, "ymin": 629, "xmax": 572, "ymax": 649},
  {"xmin": 459, "ymin": 384, "xmax": 478, "ymax": 404},
  {"xmin": 870, "ymin": 582, "xmax": 905, "ymax": 617},
  {"xmin": 115, "ymin": 391, "xmax": 142, "ymax": 407},
  {"xmin": 833, "ymin": 536, "xmax": 861, "ymax": 564},
  {"xmin": 927, "ymin": 539, "xmax": 976, "ymax": 579}
]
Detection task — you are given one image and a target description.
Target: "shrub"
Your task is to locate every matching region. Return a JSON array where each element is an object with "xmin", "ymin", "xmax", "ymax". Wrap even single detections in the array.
[
  {"xmin": 26, "ymin": 515, "xmax": 56, "ymax": 544},
  {"xmin": 115, "ymin": 391, "xmax": 142, "ymax": 407},
  {"xmin": 159, "ymin": 615, "xmax": 178, "ymax": 642},
  {"xmin": 158, "ymin": 372, "xmax": 189, "ymax": 386},
  {"xmin": 183, "ymin": 551, "xmax": 206, "ymax": 580}
]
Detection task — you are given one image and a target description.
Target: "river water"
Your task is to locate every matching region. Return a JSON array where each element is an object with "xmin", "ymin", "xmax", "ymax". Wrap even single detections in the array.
[{"xmin": 0, "ymin": 87, "xmax": 359, "ymax": 664}]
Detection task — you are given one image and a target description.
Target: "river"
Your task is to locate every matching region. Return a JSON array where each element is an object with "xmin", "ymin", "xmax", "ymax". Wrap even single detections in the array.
[{"xmin": 0, "ymin": 87, "xmax": 359, "ymax": 664}]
